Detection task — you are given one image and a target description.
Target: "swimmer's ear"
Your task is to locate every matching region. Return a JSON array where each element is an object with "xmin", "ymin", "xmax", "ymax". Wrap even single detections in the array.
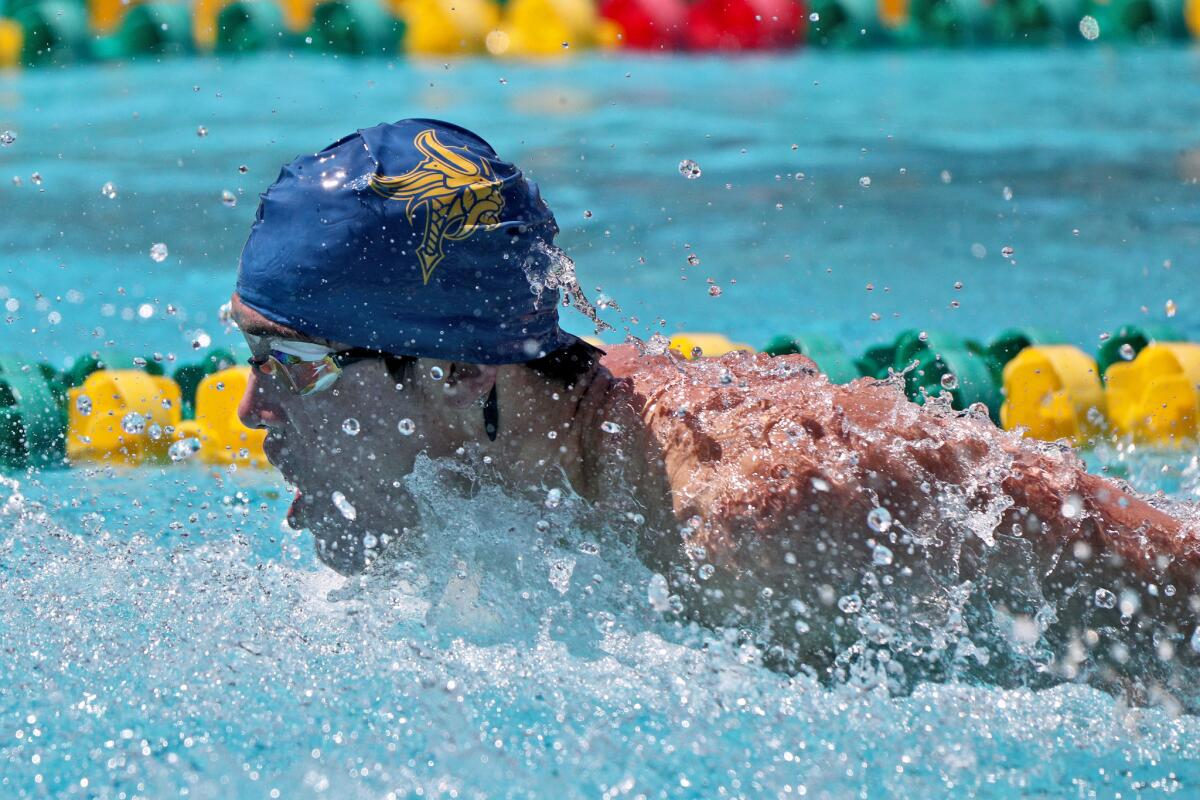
[{"xmin": 440, "ymin": 362, "xmax": 498, "ymax": 409}]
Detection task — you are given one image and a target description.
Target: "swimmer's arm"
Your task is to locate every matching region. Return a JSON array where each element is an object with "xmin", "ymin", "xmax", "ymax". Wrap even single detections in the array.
[{"xmin": 1002, "ymin": 461, "xmax": 1197, "ymax": 580}]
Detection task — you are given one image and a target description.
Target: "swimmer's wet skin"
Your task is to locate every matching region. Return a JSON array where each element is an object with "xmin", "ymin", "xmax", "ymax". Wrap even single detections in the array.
[{"xmin": 234, "ymin": 119, "xmax": 1200, "ymax": 707}]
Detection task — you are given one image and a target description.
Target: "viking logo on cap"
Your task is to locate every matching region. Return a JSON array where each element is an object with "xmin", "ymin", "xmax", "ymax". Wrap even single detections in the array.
[{"xmin": 369, "ymin": 129, "xmax": 506, "ymax": 284}]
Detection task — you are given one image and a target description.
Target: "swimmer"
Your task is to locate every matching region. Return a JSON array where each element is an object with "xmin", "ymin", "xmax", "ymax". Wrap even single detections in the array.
[{"xmin": 232, "ymin": 120, "xmax": 1199, "ymax": 701}]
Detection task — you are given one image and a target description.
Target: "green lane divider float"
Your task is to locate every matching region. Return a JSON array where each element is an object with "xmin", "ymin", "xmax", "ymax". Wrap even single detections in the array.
[
  {"xmin": 893, "ymin": 330, "xmax": 1003, "ymax": 418},
  {"xmin": 990, "ymin": 0, "xmax": 1078, "ymax": 43},
  {"xmin": 11, "ymin": 0, "xmax": 88, "ymax": 65},
  {"xmin": 763, "ymin": 333, "xmax": 861, "ymax": 384},
  {"xmin": 173, "ymin": 347, "xmax": 237, "ymax": 419},
  {"xmin": 1082, "ymin": 0, "xmax": 1188, "ymax": 42},
  {"xmin": 307, "ymin": 0, "xmax": 403, "ymax": 55},
  {"xmin": 0, "ymin": 355, "xmax": 66, "ymax": 468},
  {"xmin": 118, "ymin": 2, "xmax": 194, "ymax": 57},
  {"xmin": 807, "ymin": 0, "xmax": 891, "ymax": 47},
  {"xmin": 898, "ymin": 0, "xmax": 993, "ymax": 44},
  {"xmin": 215, "ymin": 0, "xmax": 287, "ymax": 54}
]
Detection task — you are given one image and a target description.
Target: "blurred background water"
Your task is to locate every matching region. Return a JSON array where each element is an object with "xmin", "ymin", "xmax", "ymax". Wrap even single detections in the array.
[
  {"xmin": 3, "ymin": 48, "xmax": 1200, "ymax": 798},
  {"xmin": 2, "ymin": 48, "xmax": 1199, "ymax": 365}
]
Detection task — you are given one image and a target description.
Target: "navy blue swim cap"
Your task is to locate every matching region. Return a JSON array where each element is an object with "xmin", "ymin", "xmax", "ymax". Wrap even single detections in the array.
[{"xmin": 236, "ymin": 118, "xmax": 579, "ymax": 364}]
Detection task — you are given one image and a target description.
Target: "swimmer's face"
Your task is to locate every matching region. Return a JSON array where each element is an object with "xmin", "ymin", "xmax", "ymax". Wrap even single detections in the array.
[{"xmin": 230, "ymin": 294, "xmax": 472, "ymax": 573}]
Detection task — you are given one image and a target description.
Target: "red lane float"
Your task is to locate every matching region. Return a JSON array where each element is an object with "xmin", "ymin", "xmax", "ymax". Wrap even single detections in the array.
[
  {"xmin": 600, "ymin": 0, "xmax": 688, "ymax": 49},
  {"xmin": 684, "ymin": 0, "xmax": 808, "ymax": 50}
]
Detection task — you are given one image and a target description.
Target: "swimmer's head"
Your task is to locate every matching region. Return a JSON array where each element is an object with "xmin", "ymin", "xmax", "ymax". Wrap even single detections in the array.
[
  {"xmin": 232, "ymin": 120, "xmax": 600, "ymax": 574},
  {"xmin": 236, "ymin": 118, "xmax": 579, "ymax": 364}
]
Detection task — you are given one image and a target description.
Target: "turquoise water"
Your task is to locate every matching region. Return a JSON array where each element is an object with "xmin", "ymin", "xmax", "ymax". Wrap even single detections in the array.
[{"xmin": 4, "ymin": 49, "xmax": 1200, "ymax": 797}]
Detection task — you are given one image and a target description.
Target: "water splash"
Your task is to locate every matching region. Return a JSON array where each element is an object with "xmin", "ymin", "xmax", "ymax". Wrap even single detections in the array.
[
  {"xmin": 2, "ymin": 458, "xmax": 1200, "ymax": 797},
  {"xmin": 525, "ymin": 241, "xmax": 613, "ymax": 334}
]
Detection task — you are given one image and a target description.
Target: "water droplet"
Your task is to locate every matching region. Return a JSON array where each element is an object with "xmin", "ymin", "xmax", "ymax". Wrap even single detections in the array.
[
  {"xmin": 583, "ymin": 210, "xmax": 593, "ymax": 219},
  {"xmin": 811, "ymin": 477, "xmax": 830, "ymax": 492},
  {"xmin": 30, "ymin": 172, "xmax": 42, "ymax": 186},
  {"xmin": 548, "ymin": 557, "xmax": 574, "ymax": 594},
  {"xmin": 331, "ymin": 491, "xmax": 356, "ymax": 521},
  {"xmin": 1165, "ymin": 299, "xmax": 1178, "ymax": 318},
  {"xmin": 678, "ymin": 159, "xmax": 702, "ymax": 179},
  {"xmin": 642, "ymin": 332, "xmax": 672, "ymax": 356},
  {"xmin": 971, "ymin": 243, "xmax": 987, "ymax": 259},
  {"xmin": 121, "ymin": 412, "xmax": 146, "ymax": 435},
  {"xmin": 1093, "ymin": 588, "xmax": 1117, "ymax": 609},
  {"xmin": 1000, "ymin": 245, "xmax": 1015, "ymax": 258},
  {"xmin": 100, "ymin": 181, "xmax": 118, "ymax": 199},
  {"xmin": 697, "ymin": 564, "xmax": 715, "ymax": 580},
  {"xmin": 428, "ymin": 366, "xmax": 444, "ymax": 381},
  {"xmin": 708, "ymin": 285, "xmax": 723, "ymax": 297},
  {"xmin": 648, "ymin": 573, "xmax": 671, "ymax": 611},
  {"xmin": 149, "ymin": 242, "xmax": 169, "ymax": 262},
  {"xmin": 867, "ymin": 507, "xmax": 892, "ymax": 533},
  {"xmin": 1118, "ymin": 343, "xmax": 1136, "ymax": 361},
  {"xmin": 940, "ymin": 170, "xmax": 953, "ymax": 184},
  {"xmin": 1061, "ymin": 493, "xmax": 1083, "ymax": 519},
  {"xmin": 858, "ymin": 176, "xmax": 871, "ymax": 188},
  {"xmin": 221, "ymin": 190, "xmax": 237, "ymax": 208},
  {"xmin": 168, "ymin": 437, "xmax": 201, "ymax": 462},
  {"xmin": 686, "ymin": 253, "xmax": 700, "ymax": 267},
  {"xmin": 75, "ymin": 395, "xmax": 92, "ymax": 416},
  {"xmin": 0, "ymin": 130, "xmax": 15, "ymax": 146},
  {"xmin": 1002, "ymin": 186, "xmax": 1013, "ymax": 202},
  {"xmin": 600, "ymin": 420, "xmax": 621, "ymax": 434},
  {"xmin": 196, "ymin": 125, "xmax": 208, "ymax": 137},
  {"xmin": 872, "ymin": 544, "xmax": 894, "ymax": 566},
  {"xmin": 544, "ymin": 488, "xmax": 563, "ymax": 509},
  {"xmin": 940, "ymin": 373, "xmax": 958, "ymax": 391},
  {"xmin": 342, "ymin": 418, "xmax": 360, "ymax": 436},
  {"xmin": 809, "ymin": 11, "xmax": 820, "ymax": 21},
  {"xmin": 397, "ymin": 418, "xmax": 415, "ymax": 436},
  {"xmin": 238, "ymin": 165, "xmax": 248, "ymax": 174},
  {"xmin": 147, "ymin": 423, "xmax": 162, "ymax": 441},
  {"xmin": 837, "ymin": 593, "xmax": 863, "ymax": 614},
  {"xmin": 1079, "ymin": 15, "xmax": 1100, "ymax": 40}
]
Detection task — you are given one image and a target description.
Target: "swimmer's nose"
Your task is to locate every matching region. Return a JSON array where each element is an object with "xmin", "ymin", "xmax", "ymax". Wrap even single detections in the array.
[{"xmin": 238, "ymin": 368, "xmax": 287, "ymax": 431}]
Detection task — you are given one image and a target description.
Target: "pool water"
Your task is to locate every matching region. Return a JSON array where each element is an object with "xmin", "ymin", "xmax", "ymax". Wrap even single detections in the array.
[{"xmin": 3, "ymin": 48, "xmax": 1200, "ymax": 798}]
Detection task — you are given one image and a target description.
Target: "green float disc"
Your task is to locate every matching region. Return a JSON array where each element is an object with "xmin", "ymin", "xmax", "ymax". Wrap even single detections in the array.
[
  {"xmin": 0, "ymin": 355, "xmax": 66, "ymax": 467},
  {"xmin": 307, "ymin": 0, "xmax": 404, "ymax": 55}
]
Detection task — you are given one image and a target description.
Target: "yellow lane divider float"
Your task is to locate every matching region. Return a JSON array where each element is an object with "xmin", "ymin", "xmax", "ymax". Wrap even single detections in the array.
[
  {"xmin": 67, "ymin": 369, "xmax": 183, "ymax": 464},
  {"xmin": 1000, "ymin": 346, "xmax": 1105, "ymax": 446},
  {"xmin": 175, "ymin": 367, "xmax": 268, "ymax": 467},
  {"xmin": 0, "ymin": 18, "xmax": 22, "ymax": 67},
  {"xmin": 66, "ymin": 366, "xmax": 265, "ymax": 467},
  {"xmin": 669, "ymin": 332, "xmax": 753, "ymax": 359},
  {"xmin": 1104, "ymin": 343, "xmax": 1200, "ymax": 446},
  {"xmin": 4, "ymin": 326, "xmax": 1200, "ymax": 470}
]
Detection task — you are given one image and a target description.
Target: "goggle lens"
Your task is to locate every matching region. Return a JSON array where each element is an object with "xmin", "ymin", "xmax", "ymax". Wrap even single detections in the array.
[{"xmin": 248, "ymin": 351, "xmax": 343, "ymax": 396}]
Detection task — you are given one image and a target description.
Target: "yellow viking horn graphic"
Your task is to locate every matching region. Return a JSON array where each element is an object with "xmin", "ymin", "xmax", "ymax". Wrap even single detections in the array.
[{"xmin": 369, "ymin": 129, "xmax": 506, "ymax": 284}]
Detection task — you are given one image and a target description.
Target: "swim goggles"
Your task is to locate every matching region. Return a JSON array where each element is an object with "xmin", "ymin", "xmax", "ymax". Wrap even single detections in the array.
[{"xmin": 244, "ymin": 333, "xmax": 382, "ymax": 397}]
